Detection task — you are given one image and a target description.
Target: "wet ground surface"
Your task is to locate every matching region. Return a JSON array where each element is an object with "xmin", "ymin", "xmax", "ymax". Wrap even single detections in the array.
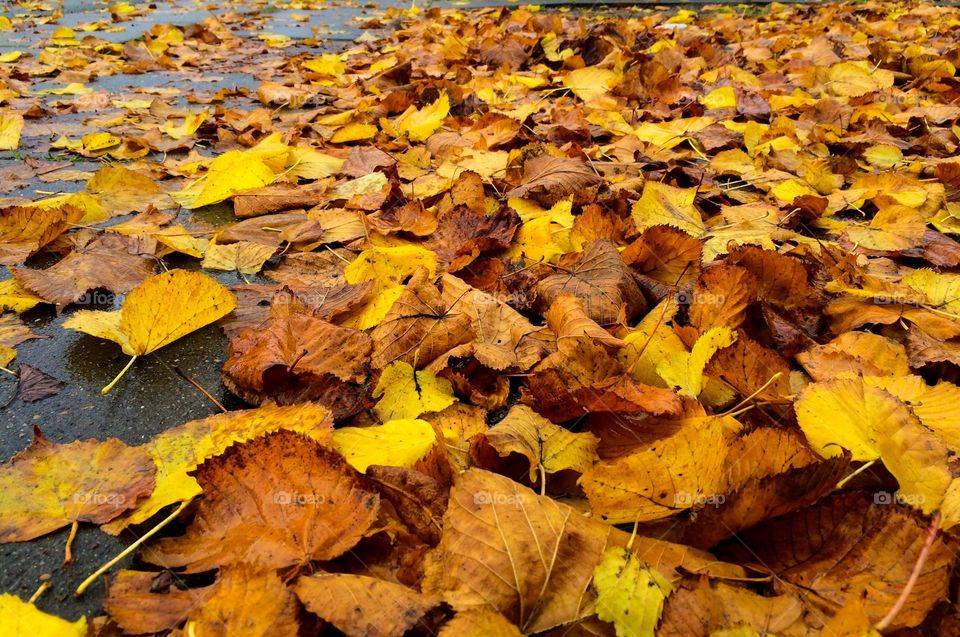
[
  {"xmin": 0, "ymin": 0, "xmax": 711, "ymax": 622},
  {"xmin": 0, "ymin": 0, "xmax": 410, "ymax": 620}
]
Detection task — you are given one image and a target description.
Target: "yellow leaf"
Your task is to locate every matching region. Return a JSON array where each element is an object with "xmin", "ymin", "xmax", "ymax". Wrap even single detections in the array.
[
  {"xmin": 38, "ymin": 82, "xmax": 90, "ymax": 95},
  {"xmin": 201, "ymin": 241, "xmax": 276, "ymax": 275},
  {"xmin": 0, "ymin": 51, "xmax": 22, "ymax": 62},
  {"xmin": 593, "ymin": 547, "xmax": 673, "ymax": 637},
  {"xmin": 81, "ymin": 131, "xmax": 119, "ymax": 151},
  {"xmin": 303, "ymin": 53, "xmax": 345, "ymax": 75},
  {"xmin": 0, "ymin": 594, "xmax": 86, "ymax": 637},
  {"xmin": 332, "ymin": 419, "xmax": 439, "ymax": 472},
  {"xmin": 485, "ymin": 405, "xmax": 598, "ymax": 483},
  {"xmin": 863, "ymin": 144, "xmax": 903, "ymax": 169},
  {"xmin": 631, "ymin": 181, "xmax": 704, "ymax": 236},
  {"xmin": 0, "ymin": 346, "xmax": 14, "ymax": 369},
  {"xmin": 373, "ymin": 360, "xmax": 456, "ymax": 421},
  {"xmin": 171, "ymin": 150, "xmax": 277, "ymax": 209},
  {"xmin": 795, "ymin": 378, "xmax": 897, "ymax": 460},
  {"xmin": 902, "ymin": 268, "xmax": 960, "ymax": 314},
  {"xmin": 392, "ymin": 92, "xmax": 450, "ymax": 142},
  {"xmin": 634, "ymin": 117, "xmax": 714, "ymax": 149},
  {"xmin": 700, "ymin": 86, "xmax": 736, "ymax": 110},
  {"xmin": 563, "ymin": 66, "xmax": 619, "ymax": 102},
  {"xmin": 0, "ymin": 111, "xmax": 23, "ymax": 150},
  {"xmin": 0, "ymin": 279, "xmax": 43, "ymax": 313},
  {"xmin": 103, "ymin": 403, "xmax": 333, "ymax": 533},
  {"xmin": 331, "ymin": 122, "xmax": 378, "ymax": 143},
  {"xmin": 160, "ymin": 111, "xmax": 208, "ymax": 140},
  {"xmin": 287, "ymin": 146, "xmax": 344, "ymax": 179},
  {"xmin": 842, "ymin": 205, "xmax": 927, "ymax": 251},
  {"xmin": 656, "ymin": 327, "xmax": 736, "ymax": 397},
  {"xmin": 63, "ymin": 271, "xmax": 235, "ymax": 393},
  {"xmin": 827, "ymin": 61, "xmax": 894, "ymax": 97},
  {"xmin": 345, "ymin": 245, "xmax": 438, "ymax": 292}
]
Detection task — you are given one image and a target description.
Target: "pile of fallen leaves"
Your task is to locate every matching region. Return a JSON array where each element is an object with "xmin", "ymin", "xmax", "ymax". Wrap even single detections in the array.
[{"xmin": 4, "ymin": 0, "xmax": 960, "ymax": 634}]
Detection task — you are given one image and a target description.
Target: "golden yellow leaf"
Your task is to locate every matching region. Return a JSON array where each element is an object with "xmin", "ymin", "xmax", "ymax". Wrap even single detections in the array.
[
  {"xmin": 171, "ymin": 150, "xmax": 277, "ymax": 209},
  {"xmin": 631, "ymin": 181, "xmax": 705, "ymax": 236},
  {"xmin": 390, "ymin": 92, "xmax": 450, "ymax": 142},
  {"xmin": 0, "ymin": 594, "xmax": 86, "ymax": 637},
  {"xmin": 563, "ymin": 67, "xmax": 619, "ymax": 102},
  {"xmin": 373, "ymin": 360, "xmax": 456, "ymax": 421},
  {"xmin": 331, "ymin": 122, "xmax": 378, "ymax": 143},
  {"xmin": 63, "ymin": 270, "xmax": 236, "ymax": 393},
  {"xmin": 201, "ymin": 241, "xmax": 276, "ymax": 275},
  {"xmin": 700, "ymin": 86, "xmax": 736, "ymax": 110},
  {"xmin": 593, "ymin": 547, "xmax": 673, "ymax": 637},
  {"xmin": 332, "ymin": 419, "xmax": 440, "ymax": 472},
  {"xmin": 0, "ymin": 110, "xmax": 23, "ymax": 150},
  {"xmin": 0, "ymin": 279, "xmax": 43, "ymax": 313}
]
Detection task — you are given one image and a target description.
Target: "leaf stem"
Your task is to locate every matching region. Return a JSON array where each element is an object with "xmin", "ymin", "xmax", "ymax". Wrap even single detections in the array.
[
  {"xmin": 101, "ymin": 355, "xmax": 138, "ymax": 395},
  {"xmin": 75, "ymin": 500, "xmax": 188, "ymax": 597},
  {"xmin": 28, "ymin": 581, "xmax": 51, "ymax": 604},
  {"xmin": 874, "ymin": 512, "xmax": 941, "ymax": 632},
  {"xmin": 835, "ymin": 459, "xmax": 876, "ymax": 490},
  {"xmin": 63, "ymin": 520, "xmax": 78, "ymax": 565},
  {"xmin": 539, "ymin": 463, "xmax": 547, "ymax": 497}
]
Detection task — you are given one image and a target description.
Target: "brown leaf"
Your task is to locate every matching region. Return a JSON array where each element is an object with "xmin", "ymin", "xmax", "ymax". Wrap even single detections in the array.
[
  {"xmin": 704, "ymin": 331, "xmax": 792, "ymax": 403},
  {"xmin": 232, "ymin": 183, "xmax": 327, "ymax": 219},
  {"xmin": 508, "ymin": 155, "xmax": 601, "ymax": 206},
  {"xmin": 439, "ymin": 610, "xmax": 523, "ymax": 637},
  {"xmin": 12, "ymin": 364, "xmax": 65, "ymax": 403},
  {"xmin": 371, "ymin": 268, "xmax": 473, "ymax": 368},
  {"xmin": 148, "ymin": 430, "xmax": 380, "ymax": 573},
  {"xmin": 658, "ymin": 578, "xmax": 810, "ymax": 637},
  {"xmin": 536, "ymin": 239, "xmax": 647, "ymax": 326},
  {"xmin": 104, "ymin": 570, "xmax": 212, "ymax": 634},
  {"xmin": 717, "ymin": 492, "xmax": 956, "ymax": 630},
  {"xmin": 426, "ymin": 205, "xmax": 521, "ymax": 271},
  {"xmin": 13, "ymin": 245, "xmax": 154, "ymax": 309},
  {"xmin": 222, "ymin": 315, "xmax": 373, "ymax": 419},
  {"xmin": 423, "ymin": 468, "xmax": 745, "ymax": 633},
  {"xmin": 622, "ymin": 225, "xmax": 703, "ymax": 286},
  {"xmin": 296, "ymin": 573, "xmax": 439, "ymax": 637},
  {"xmin": 0, "ymin": 314, "xmax": 39, "ymax": 348},
  {"xmin": 686, "ymin": 264, "xmax": 757, "ymax": 333}
]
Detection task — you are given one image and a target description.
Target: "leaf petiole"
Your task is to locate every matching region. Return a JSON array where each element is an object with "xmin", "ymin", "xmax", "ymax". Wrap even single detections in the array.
[{"xmin": 101, "ymin": 355, "xmax": 138, "ymax": 395}]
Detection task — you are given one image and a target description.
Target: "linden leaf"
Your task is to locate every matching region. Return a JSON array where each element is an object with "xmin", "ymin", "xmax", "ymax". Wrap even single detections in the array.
[
  {"xmin": 332, "ymin": 419, "xmax": 441, "ymax": 472},
  {"xmin": 147, "ymin": 430, "xmax": 379, "ymax": 573},
  {"xmin": 201, "ymin": 241, "xmax": 276, "ymax": 275},
  {"xmin": 485, "ymin": 404, "xmax": 599, "ymax": 483},
  {"xmin": 0, "ymin": 111, "xmax": 24, "ymax": 150},
  {"xmin": 593, "ymin": 547, "xmax": 673, "ymax": 637},
  {"xmin": 296, "ymin": 573, "xmax": 439, "ymax": 637},
  {"xmin": 373, "ymin": 360, "xmax": 456, "ymax": 421},
  {"xmin": 63, "ymin": 270, "xmax": 236, "ymax": 393},
  {"xmin": 631, "ymin": 181, "xmax": 705, "ymax": 237},
  {"xmin": 0, "ymin": 594, "xmax": 86, "ymax": 637},
  {"xmin": 103, "ymin": 403, "xmax": 333, "ymax": 534},
  {"xmin": 184, "ymin": 565, "xmax": 299, "ymax": 637},
  {"xmin": 391, "ymin": 91, "xmax": 450, "ymax": 142},
  {"xmin": 0, "ymin": 205, "xmax": 83, "ymax": 265},
  {"xmin": 563, "ymin": 66, "xmax": 619, "ymax": 102},
  {"xmin": 0, "ymin": 279, "xmax": 44, "ymax": 313},
  {"xmin": 0, "ymin": 430, "xmax": 155, "ymax": 542},
  {"xmin": 171, "ymin": 150, "xmax": 277, "ymax": 209}
]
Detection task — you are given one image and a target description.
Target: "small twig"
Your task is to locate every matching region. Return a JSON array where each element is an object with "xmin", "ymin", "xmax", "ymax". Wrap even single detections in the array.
[
  {"xmin": 874, "ymin": 512, "xmax": 941, "ymax": 632},
  {"xmin": 173, "ymin": 366, "xmax": 226, "ymax": 413}
]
